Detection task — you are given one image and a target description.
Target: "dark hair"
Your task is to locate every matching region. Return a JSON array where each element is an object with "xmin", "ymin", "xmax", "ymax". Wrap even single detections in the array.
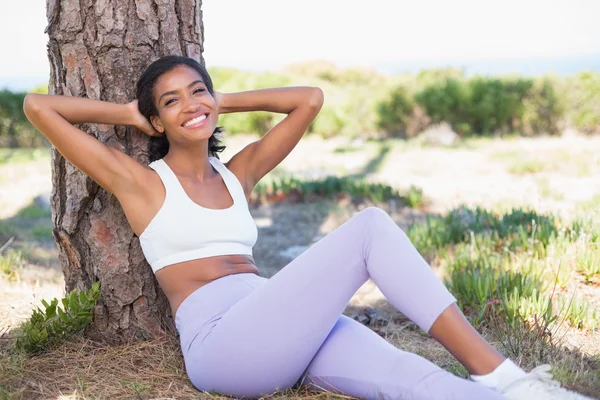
[{"xmin": 136, "ymin": 55, "xmax": 225, "ymax": 162}]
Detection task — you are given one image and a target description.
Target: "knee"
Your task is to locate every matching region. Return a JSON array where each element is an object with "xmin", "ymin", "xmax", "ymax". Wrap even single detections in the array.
[
  {"xmin": 354, "ymin": 206, "xmax": 408, "ymax": 239},
  {"xmin": 355, "ymin": 206, "xmax": 394, "ymax": 228}
]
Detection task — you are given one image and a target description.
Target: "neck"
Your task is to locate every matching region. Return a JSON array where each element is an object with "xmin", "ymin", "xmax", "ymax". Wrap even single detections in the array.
[{"xmin": 162, "ymin": 141, "xmax": 214, "ymax": 181}]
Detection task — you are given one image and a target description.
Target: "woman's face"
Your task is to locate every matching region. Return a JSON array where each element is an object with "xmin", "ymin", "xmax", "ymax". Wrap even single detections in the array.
[{"xmin": 151, "ymin": 65, "xmax": 218, "ymax": 144}]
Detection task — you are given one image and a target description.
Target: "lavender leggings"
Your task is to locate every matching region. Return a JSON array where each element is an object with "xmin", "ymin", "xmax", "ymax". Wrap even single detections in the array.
[{"xmin": 175, "ymin": 207, "xmax": 506, "ymax": 400}]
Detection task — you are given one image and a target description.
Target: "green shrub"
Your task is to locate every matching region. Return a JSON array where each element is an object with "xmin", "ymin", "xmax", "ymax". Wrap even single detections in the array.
[
  {"xmin": 376, "ymin": 86, "xmax": 414, "ymax": 137},
  {"xmin": 567, "ymin": 72, "xmax": 600, "ymax": 134},
  {"xmin": 16, "ymin": 282, "xmax": 101, "ymax": 354},
  {"xmin": 521, "ymin": 77, "xmax": 564, "ymax": 135},
  {"xmin": 0, "ymin": 90, "xmax": 47, "ymax": 148},
  {"xmin": 414, "ymin": 77, "xmax": 471, "ymax": 134}
]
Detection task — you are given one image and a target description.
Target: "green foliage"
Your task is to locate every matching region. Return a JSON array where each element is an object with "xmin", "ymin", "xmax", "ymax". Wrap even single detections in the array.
[
  {"xmin": 253, "ymin": 175, "xmax": 425, "ymax": 208},
  {"xmin": 31, "ymin": 224, "xmax": 53, "ymax": 239},
  {"xmin": 414, "ymin": 77, "xmax": 471, "ymax": 134},
  {"xmin": 557, "ymin": 294, "xmax": 600, "ymax": 330},
  {"xmin": 0, "ymin": 249, "xmax": 23, "ymax": 282},
  {"xmin": 0, "ymin": 148, "xmax": 50, "ymax": 165},
  {"xmin": 4, "ymin": 65, "xmax": 600, "ymax": 148},
  {"xmin": 443, "ymin": 248, "xmax": 545, "ymax": 327},
  {"xmin": 412, "ymin": 204, "xmax": 600, "ymax": 333},
  {"xmin": 566, "ymin": 72, "xmax": 600, "ymax": 134},
  {"xmin": 0, "ymin": 90, "xmax": 47, "ymax": 148},
  {"xmin": 521, "ymin": 77, "xmax": 565, "ymax": 135},
  {"xmin": 376, "ymin": 86, "xmax": 414, "ymax": 136},
  {"xmin": 408, "ymin": 206, "xmax": 558, "ymax": 257},
  {"xmin": 17, "ymin": 204, "xmax": 51, "ymax": 219},
  {"xmin": 15, "ymin": 282, "xmax": 101, "ymax": 354},
  {"xmin": 576, "ymin": 251, "xmax": 600, "ymax": 283},
  {"xmin": 508, "ymin": 159, "xmax": 545, "ymax": 175},
  {"xmin": 0, "ymin": 222, "xmax": 16, "ymax": 243},
  {"xmin": 414, "ymin": 77, "xmax": 537, "ymax": 136}
]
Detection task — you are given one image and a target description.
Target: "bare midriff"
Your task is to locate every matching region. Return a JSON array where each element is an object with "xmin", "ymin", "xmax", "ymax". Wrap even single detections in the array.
[{"xmin": 155, "ymin": 254, "xmax": 260, "ymax": 318}]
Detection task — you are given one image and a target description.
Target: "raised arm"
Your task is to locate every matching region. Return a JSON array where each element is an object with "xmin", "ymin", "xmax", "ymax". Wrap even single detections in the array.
[
  {"xmin": 219, "ymin": 87, "xmax": 324, "ymax": 195},
  {"xmin": 23, "ymin": 94, "xmax": 158, "ymax": 195}
]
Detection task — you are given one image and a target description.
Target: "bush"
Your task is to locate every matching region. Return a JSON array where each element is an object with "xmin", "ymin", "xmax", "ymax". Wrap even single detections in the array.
[
  {"xmin": 521, "ymin": 77, "xmax": 565, "ymax": 135},
  {"xmin": 16, "ymin": 282, "xmax": 101, "ymax": 354},
  {"xmin": 567, "ymin": 72, "xmax": 600, "ymax": 134},
  {"xmin": 376, "ymin": 86, "xmax": 414, "ymax": 137},
  {"xmin": 414, "ymin": 77, "xmax": 471, "ymax": 134},
  {"xmin": 0, "ymin": 90, "xmax": 47, "ymax": 148}
]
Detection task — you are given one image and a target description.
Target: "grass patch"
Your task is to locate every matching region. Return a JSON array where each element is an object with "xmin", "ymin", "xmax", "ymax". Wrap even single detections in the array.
[
  {"xmin": 253, "ymin": 175, "xmax": 427, "ymax": 208},
  {"xmin": 16, "ymin": 204, "xmax": 51, "ymax": 219},
  {"xmin": 409, "ymin": 205, "xmax": 599, "ymax": 335},
  {"xmin": 508, "ymin": 159, "xmax": 546, "ymax": 175},
  {"xmin": 0, "ymin": 249, "xmax": 23, "ymax": 282},
  {"xmin": 576, "ymin": 250, "xmax": 600, "ymax": 283},
  {"xmin": 407, "ymin": 205, "xmax": 559, "ymax": 257},
  {"xmin": 30, "ymin": 224, "xmax": 53, "ymax": 240}
]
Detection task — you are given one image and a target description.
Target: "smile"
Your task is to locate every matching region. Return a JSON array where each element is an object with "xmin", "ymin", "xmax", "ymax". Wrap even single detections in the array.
[{"xmin": 182, "ymin": 114, "xmax": 208, "ymax": 128}]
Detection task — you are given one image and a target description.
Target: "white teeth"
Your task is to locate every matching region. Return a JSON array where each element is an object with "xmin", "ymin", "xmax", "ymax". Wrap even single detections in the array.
[{"xmin": 183, "ymin": 114, "xmax": 207, "ymax": 127}]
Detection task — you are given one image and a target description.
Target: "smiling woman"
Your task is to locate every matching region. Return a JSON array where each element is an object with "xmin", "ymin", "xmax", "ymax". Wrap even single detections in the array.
[{"xmin": 22, "ymin": 55, "xmax": 594, "ymax": 400}]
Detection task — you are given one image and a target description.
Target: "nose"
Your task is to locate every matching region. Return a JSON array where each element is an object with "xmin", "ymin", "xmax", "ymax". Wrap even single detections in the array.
[{"xmin": 181, "ymin": 94, "xmax": 201, "ymax": 113}]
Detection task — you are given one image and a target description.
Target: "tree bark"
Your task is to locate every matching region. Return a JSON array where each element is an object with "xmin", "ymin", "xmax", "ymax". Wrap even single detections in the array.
[{"xmin": 45, "ymin": 0, "xmax": 205, "ymax": 343}]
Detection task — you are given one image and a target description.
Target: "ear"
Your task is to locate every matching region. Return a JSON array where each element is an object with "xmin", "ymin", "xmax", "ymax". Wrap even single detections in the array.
[{"xmin": 150, "ymin": 116, "xmax": 165, "ymax": 133}]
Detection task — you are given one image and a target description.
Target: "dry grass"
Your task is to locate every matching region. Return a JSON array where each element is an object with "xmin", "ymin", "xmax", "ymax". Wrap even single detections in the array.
[
  {"xmin": 2, "ymin": 316, "xmax": 598, "ymax": 399},
  {"xmin": 0, "ymin": 334, "xmax": 354, "ymax": 400}
]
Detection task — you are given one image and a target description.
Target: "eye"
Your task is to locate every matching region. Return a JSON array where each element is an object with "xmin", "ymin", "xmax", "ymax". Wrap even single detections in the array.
[
  {"xmin": 165, "ymin": 98, "xmax": 177, "ymax": 106},
  {"xmin": 193, "ymin": 87, "xmax": 205, "ymax": 95}
]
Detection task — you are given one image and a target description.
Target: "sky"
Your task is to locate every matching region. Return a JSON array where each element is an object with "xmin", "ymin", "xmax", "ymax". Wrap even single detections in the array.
[{"xmin": 1, "ymin": 0, "xmax": 599, "ymax": 90}]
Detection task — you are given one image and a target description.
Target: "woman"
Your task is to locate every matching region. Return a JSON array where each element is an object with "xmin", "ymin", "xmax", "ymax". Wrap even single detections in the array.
[{"xmin": 23, "ymin": 55, "xmax": 591, "ymax": 400}]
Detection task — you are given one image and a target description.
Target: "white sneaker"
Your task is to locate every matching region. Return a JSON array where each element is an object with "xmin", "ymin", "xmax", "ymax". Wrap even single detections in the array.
[{"xmin": 500, "ymin": 365, "xmax": 596, "ymax": 400}]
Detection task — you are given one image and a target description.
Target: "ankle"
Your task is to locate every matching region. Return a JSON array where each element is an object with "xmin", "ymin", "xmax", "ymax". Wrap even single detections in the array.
[{"xmin": 470, "ymin": 359, "xmax": 526, "ymax": 390}]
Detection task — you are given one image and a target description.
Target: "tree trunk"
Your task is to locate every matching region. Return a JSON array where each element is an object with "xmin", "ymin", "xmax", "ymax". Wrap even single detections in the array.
[{"xmin": 45, "ymin": 0, "xmax": 205, "ymax": 343}]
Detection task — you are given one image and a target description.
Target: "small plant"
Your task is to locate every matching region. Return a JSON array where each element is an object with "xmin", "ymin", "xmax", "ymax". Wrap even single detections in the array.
[
  {"xmin": 0, "ymin": 249, "xmax": 23, "ymax": 282},
  {"xmin": 404, "ymin": 185, "xmax": 426, "ymax": 208},
  {"xmin": 16, "ymin": 281, "xmax": 101, "ymax": 354},
  {"xmin": 253, "ymin": 175, "xmax": 424, "ymax": 207},
  {"xmin": 557, "ymin": 294, "xmax": 600, "ymax": 331},
  {"xmin": 408, "ymin": 205, "xmax": 558, "ymax": 256},
  {"xmin": 576, "ymin": 251, "xmax": 600, "ymax": 283}
]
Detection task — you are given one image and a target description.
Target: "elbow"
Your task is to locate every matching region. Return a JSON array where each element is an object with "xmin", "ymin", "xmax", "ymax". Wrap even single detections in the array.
[
  {"xmin": 308, "ymin": 87, "xmax": 324, "ymax": 110},
  {"xmin": 23, "ymin": 94, "xmax": 43, "ymax": 118}
]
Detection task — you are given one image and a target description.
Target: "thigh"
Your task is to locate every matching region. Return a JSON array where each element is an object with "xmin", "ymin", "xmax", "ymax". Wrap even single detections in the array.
[
  {"xmin": 302, "ymin": 316, "xmax": 507, "ymax": 400},
  {"xmin": 185, "ymin": 215, "xmax": 371, "ymax": 396}
]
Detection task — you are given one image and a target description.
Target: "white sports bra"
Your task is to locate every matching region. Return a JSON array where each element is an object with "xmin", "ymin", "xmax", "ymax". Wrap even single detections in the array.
[{"xmin": 139, "ymin": 156, "xmax": 258, "ymax": 273}]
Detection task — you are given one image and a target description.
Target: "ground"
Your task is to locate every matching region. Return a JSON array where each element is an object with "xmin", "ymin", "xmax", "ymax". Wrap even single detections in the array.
[{"xmin": 1, "ymin": 134, "xmax": 599, "ymax": 399}]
